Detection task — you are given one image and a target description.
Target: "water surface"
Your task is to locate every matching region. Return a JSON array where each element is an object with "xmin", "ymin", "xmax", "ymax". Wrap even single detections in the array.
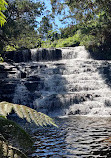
[{"xmin": 30, "ymin": 116, "xmax": 111, "ymax": 158}]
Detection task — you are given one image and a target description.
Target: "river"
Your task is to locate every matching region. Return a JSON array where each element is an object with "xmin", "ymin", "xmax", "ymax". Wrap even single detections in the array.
[{"xmin": 30, "ymin": 116, "xmax": 111, "ymax": 158}]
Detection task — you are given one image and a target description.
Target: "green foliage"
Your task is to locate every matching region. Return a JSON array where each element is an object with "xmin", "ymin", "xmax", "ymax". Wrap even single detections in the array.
[
  {"xmin": 49, "ymin": 0, "xmax": 111, "ymax": 58},
  {"xmin": 4, "ymin": 45, "xmax": 17, "ymax": 51},
  {"xmin": 8, "ymin": 31, "xmax": 40, "ymax": 49},
  {"xmin": 0, "ymin": 101, "xmax": 57, "ymax": 127},
  {"xmin": 0, "ymin": 55, "xmax": 4, "ymax": 62},
  {"xmin": 0, "ymin": 134, "xmax": 27, "ymax": 158},
  {"xmin": 0, "ymin": 0, "xmax": 45, "ymax": 52},
  {"xmin": 0, "ymin": 116, "xmax": 33, "ymax": 147},
  {"xmin": 0, "ymin": 102, "xmax": 58, "ymax": 157},
  {"xmin": 59, "ymin": 24, "xmax": 80, "ymax": 38},
  {"xmin": 0, "ymin": 116, "xmax": 33, "ymax": 158},
  {"xmin": 0, "ymin": 0, "xmax": 7, "ymax": 26},
  {"xmin": 41, "ymin": 30, "xmax": 81, "ymax": 48},
  {"xmin": 41, "ymin": 28, "xmax": 100, "ymax": 51},
  {"xmin": 38, "ymin": 15, "xmax": 53, "ymax": 40},
  {"xmin": 0, "ymin": 134, "xmax": 28, "ymax": 158},
  {"xmin": 79, "ymin": 32, "xmax": 98, "ymax": 49},
  {"xmin": 47, "ymin": 30, "xmax": 59, "ymax": 41},
  {"xmin": 58, "ymin": 31, "xmax": 80, "ymax": 47}
]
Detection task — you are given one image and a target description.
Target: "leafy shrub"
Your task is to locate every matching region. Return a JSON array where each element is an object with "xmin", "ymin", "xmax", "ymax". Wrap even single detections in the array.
[
  {"xmin": 41, "ymin": 30, "xmax": 81, "ymax": 48},
  {"xmin": 4, "ymin": 45, "xmax": 17, "ymax": 51},
  {"xmin": 79, "ymin": 34, "xmax": 97, "ymax": 48}
]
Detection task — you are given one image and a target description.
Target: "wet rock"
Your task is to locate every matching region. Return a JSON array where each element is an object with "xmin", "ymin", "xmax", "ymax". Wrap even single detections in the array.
[
  {"xmin": 4, "ymin": 49, "xmax": 31, "ymax": 63},
  {"xmin": 24, "ymin": 81, "xmax": 42, "ymax": 92},
  {"xmin": 21, "ymin": 72, "xmax": 26, "ymax": 78},
  {"xmin": 27, "ymin": 76, "xmax": 40, "ymax": 81},
  {"xmin": 31, "ymin": 48, "xmax": 62, "ymax": 61}
]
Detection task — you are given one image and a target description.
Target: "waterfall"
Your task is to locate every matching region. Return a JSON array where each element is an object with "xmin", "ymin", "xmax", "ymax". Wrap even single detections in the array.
[{"xmin": 1, "ymin": 46, "xmax": 111, "ymax": 116}]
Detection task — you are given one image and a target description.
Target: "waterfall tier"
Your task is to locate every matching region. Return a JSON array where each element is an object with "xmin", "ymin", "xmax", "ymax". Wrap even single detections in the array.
[
  {"xmin": 4, "ymin": 46, "xmax": 89, "ymax": 62},
  {"xmin": 1, "ymin": 46, "xmax": 111, "ymax": 116}
]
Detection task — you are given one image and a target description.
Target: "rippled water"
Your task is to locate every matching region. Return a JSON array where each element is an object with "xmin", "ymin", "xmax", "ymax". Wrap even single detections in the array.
[{"xmin": 29, "ymin": 116, "xmax": 111, "ymax": 158}]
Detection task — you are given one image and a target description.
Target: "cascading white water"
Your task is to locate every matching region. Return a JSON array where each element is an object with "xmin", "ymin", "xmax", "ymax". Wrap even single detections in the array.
[
  {"xmin": 11, "ymin": 46, "xmax": 111, "ymax": 116},
  {"xmin": 32, "ymin": 46, "xmax": 111, "ymax": 116},
  {"xmin": 13, "ymin": 84, "xmax": 31, "ymax": 105}
]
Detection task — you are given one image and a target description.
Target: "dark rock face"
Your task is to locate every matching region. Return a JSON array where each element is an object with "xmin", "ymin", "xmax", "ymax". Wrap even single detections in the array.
[
  {"xmin": 0, "ymin": 62, "xmax": 45, "ymax": 107},
  {"xmin": 0, "ymin": 65, "xmax": 8, "ymax": 79},
  {"xmin": 31, "ymin": 48, "xmax": 62, "ymax": 61},
  {"xmin": 0, "ymin": 64, "xmax": 20, "ymax": 102},
  {"xmin": 24, "ymin": 76, "xmax": 44, "ymax": 92},
  {"xmin": 4, "ymin": 49, "xmax": 31, "ymax": 63},
  {"xmin": 21, "ymin": 72, "xmax": 26, "ymax": 78},
  {"xmin": 3, "ymin": 48, "xmax": 62, "ymax": 63}
]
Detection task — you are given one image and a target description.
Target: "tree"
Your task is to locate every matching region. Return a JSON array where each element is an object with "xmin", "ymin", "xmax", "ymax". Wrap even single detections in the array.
[
  {"xmin": 50, "ymin": 0, "xmax": 111, "ymax": 23},
  {"xmin": 0, "ymin": 0, "xmax": 45, "ymax": 51},
  {"xmin": 38, "ymin": 15, "xmax": 53, "ymax": 40},
  {"xmin": 59, "ymin": 24, "xmax": 80, "ymax": 39},
  {"xmin": 50, "ymin": 0, "xmax": 111, "ymax": 58}
]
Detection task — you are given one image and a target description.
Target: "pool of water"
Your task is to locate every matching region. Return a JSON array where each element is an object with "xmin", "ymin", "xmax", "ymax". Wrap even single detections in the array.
[{"xmin": 30, "ymin": 116, "xmax": 111, "ymax": 158}]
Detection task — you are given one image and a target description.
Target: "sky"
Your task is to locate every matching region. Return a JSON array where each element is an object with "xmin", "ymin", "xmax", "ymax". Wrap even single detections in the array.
[
  {"xmin": 36, "ymin": 0, "xmax": 73, "ymax": 31},
  {"xmin": 37, "ymin": 0, "xmax": 63, "ymax": 30}
]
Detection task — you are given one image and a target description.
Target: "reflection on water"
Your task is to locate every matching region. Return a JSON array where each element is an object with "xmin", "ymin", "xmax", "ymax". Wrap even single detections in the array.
[{"xmin": 30, "ymin": 116, "xmax": 111, "ymax": 158}]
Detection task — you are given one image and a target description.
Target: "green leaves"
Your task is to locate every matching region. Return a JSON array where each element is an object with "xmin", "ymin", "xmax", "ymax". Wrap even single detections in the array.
[
  {"xmin": 0, "ymin": 101, "xmax": 58, "ymax": 127},
  {"xmin": 0, "ymin": 101, "xmax": 57, "ymax": 158},
  {"xmin": 0, "ymin": 134, "xmax": 27, "ymax": 158},
  {"xmin": 0, "ymin": 0, "xmax": 45, "ymax": 51},
  {"xmin": 0, "ymin": 0, "xmax": 7, "ymax": 12},
  {"xmin": 0, "ymin": 0, "xmax": 7, "ymax": 26},
  {"xmin": 0, "ymin": 12, "xmax": 6, "ymax": 26},
  {"xmin": 38, "ymin": 15, "xmax": 53, "ymax": 40},
  {"xmin": 0, "ymin": 116, "xmax": 34, "ymax": 156}
]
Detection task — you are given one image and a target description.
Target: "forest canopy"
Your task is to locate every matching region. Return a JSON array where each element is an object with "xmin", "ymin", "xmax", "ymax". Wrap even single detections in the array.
[{"xmin": 48, "ymin": 0, "xmax": 111, "ymax": 59}]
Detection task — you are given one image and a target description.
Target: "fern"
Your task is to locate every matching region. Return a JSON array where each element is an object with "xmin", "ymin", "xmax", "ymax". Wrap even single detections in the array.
[
  {"xmin": 0, "ymin": 101, "xmax": 58, "ymax": 157},
  {"xmin": 0, "ymin": 134, "xmax": 27, "ymax": 158},
  {"xmin": 0, "ymin": 101, "xmax": 58, "ymax": 127},
  {"xmin": 0, "ymin": 0, "xmax": 7, "ymax": 26}
]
